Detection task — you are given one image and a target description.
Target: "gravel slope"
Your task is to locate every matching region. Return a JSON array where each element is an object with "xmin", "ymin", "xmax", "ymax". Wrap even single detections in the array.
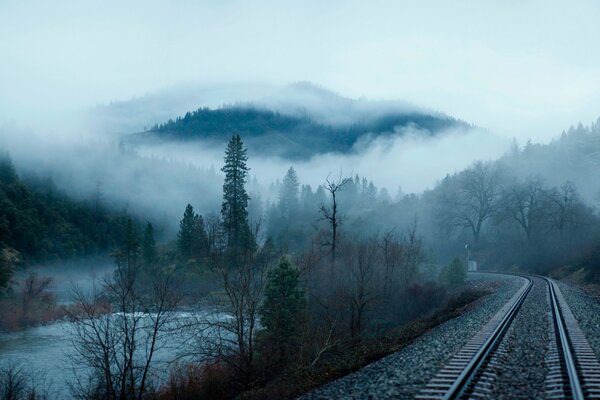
[
  {"xmin": 556, "ymin": 281, "xmax": 600, "ymax": 361},
  {"xmin": 300, "ymin": 273, "xmax": 525, "ymax": 399}
]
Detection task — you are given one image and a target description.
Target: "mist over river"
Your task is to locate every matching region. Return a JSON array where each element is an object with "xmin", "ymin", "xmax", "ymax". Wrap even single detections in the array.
[{"xmin": 0, "ymin": 260, "xmax": 217, "ymax": 399}]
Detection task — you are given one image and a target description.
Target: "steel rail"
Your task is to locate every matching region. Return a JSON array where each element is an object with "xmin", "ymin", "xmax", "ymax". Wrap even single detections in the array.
[
  {"xmin": 418, "ymin": 273, "xmax": 596, "ymax": 400},
  {"xmin": 441, "ymin": 275, "xmax": 533, "ymax": 400},
  {"xmin": 543, "ymin": 276, "xmax": 585, "ymax": 400}
]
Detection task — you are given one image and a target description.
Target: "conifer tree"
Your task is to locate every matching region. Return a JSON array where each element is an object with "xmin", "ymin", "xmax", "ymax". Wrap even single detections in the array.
[
  {"xmin": 142, "ymin": 222, "xmax": 157, "ymax": 267},
  {"xmin": 120, "ymin": 219, "xmax": 140, "ymax": 264},
  {"xmin": 192, "ymin": 214, "xmax": 209, "ymax": 259},
  {"xmin": 279, "ymin": 166, "xmax": 300, "ymax": 220},
  {"xmin": 221, "ymin": 135, "xmax": 254, "ymax": 263},
  {"xmin": 178, "ymin": 204, "xmax": 198, "ymax": 259},
  {"xmin": 259, "ymin": 257, "xmax": 306, "ymax": 365}
]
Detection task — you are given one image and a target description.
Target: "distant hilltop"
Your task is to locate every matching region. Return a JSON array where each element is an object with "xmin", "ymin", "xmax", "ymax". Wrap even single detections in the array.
[{"xmin": 115, "ymin": 82, "xmax": 472, "ymax": 159}]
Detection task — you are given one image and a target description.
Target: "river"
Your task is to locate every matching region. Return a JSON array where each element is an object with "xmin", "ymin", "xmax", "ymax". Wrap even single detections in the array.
[{"xmin": 0, "ymin": 261, "xmax": 219, "ymax": 398}]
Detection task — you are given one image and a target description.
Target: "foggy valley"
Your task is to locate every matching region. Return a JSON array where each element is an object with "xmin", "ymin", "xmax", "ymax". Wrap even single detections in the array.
[{"xmin": 2, "ymin": 1, "xmax": 600, "ymax": 399}]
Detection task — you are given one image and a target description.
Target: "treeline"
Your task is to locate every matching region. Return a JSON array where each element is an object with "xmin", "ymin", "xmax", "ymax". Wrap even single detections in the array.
[
  {"xmin": 503, "ymin": 119, "xmax": 600, "ymax": 202},
  {"xmin": 148, "ymin": 105, "xmax": 466, "ymax": 158},
  {"xmin": 428, "ymin": 155, "xmax": 600, "ymax": 276},
  {"xmin": 0, "ymin": 154, "xmax": 132, "ymax": 264}
]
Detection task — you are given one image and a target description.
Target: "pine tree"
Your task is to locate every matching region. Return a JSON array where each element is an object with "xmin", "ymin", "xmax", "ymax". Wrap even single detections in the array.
[
  {"xmin": 142, "ymin": 222, "xmax": 157, "ymax": 267},
  {"xmin": 221, "ymin": 135, "xmax": 254, "ymax": 263},
  {"xmin": 259, "ymin": 257, "xmax": 306, "ymax": 365},
  {"xmin": 178, "ymin": 204, "xmax": 197, "ymax": 259},
  {"xmin": 279, "ymin": 166, "xmax": 300, "ymax": 220},
  {"xmin": 120, "ymin": 219, "xmax": 140, "ymax": 263}
]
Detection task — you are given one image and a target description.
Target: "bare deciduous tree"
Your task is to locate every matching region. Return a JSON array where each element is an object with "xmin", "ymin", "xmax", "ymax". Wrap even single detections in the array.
[
  {"xmin": 501, "ymin": 176, "xmax": 546, "ymax": 243},
  {"xmin": 187, "ymin": 240, "xmax": 272, "ymax": 386},
  {"xmin": 436, "ymin": 161, "xmax": 502, "ymax": 243},
  {"xmin": 381, "ymin": 222, "xmax": 424, "ymax": 296},
  {"xmin": 69, "ymin": 259, "xmax": 181, "ymax": 400},
  {"xmin": 0, "ymin": 362, "xmax": 52, "ymax": 400},
  {"xmin": 319, "ymin": 173, "xmax": 351, "ymax": 267},
  {"xmin": 341, "ymin": 239, "xmax": 380, "ymax": 339},
  {"xmin": 546, "ymin": 181, "xmax": 584, "ymax": 237}
]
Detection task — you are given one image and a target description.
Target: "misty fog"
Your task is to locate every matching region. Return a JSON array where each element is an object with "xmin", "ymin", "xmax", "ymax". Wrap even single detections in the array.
[
  {"xmin": 0, "ymin": 88, "xmax": 510, "ymax": 238},
  {"xmin": 2, "ymin": 2, "xmax": 600, "ymax": 399}
]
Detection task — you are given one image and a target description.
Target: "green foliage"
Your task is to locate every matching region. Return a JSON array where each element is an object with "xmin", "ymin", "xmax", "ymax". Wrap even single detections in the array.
[
  {"xmin": 177, "ymin": 204, "xmax": 208, "ymax": 260},
  {"xmin": 116, "ymin": 219, "xmax": 140, "ymax": 265},
  {"xmin": 0, "ymin": 155, "xmax": 131, "ymax": 262},
  {"xmin": 279, "ymin": 167, "xmax": 300, "ymax": 220},
  {"xmin": 149, "ymin": 106, "xmax": 466, "ymax": 159},
  {"xmin": 259, "ymin": 258, "xmax": 306, "ymax": 365},
  {"xmin": 221, "ymin": 135, "xmax": 254, "ymax": 263},
  {"xmin": 441, "ymin": 257, "xmax": 466, "ymax": 286}
]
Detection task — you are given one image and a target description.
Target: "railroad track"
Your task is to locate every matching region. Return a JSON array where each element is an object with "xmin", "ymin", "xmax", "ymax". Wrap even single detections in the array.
[{"xmin": 416, "ymin": 274, "xmax": 600, "ymax": 399}]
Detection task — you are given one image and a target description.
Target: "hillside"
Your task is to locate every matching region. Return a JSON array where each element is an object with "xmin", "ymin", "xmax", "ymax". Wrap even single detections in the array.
[
  {"xmin": 500, "ymin": 119, "xmax": 600, "ymax": 204},
  {"xmin": 109, "ymin": 83, "xmax": 470, "ymax": 158},
  {"xmin": 0, "ymin": 154, "xmax": 132, "ymax": 263},
  {"xmin": 138, "ymin": 105, "xmax": 467, "ymax": 159}
]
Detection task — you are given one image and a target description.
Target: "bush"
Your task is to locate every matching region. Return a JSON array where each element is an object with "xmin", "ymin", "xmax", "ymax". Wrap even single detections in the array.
[
  {"xmin": 441, "ymin": 257, "xmax": 466, "ymax": 286},
  {"xmin": 158, "ymin": 362, "xmax": 234, "ymax": 400}
]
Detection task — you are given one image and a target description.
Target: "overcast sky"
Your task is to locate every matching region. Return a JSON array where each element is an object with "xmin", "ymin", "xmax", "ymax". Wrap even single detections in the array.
[{"xmin": 1, "ymin": 0, "xmax": 599, "ymax": 142}]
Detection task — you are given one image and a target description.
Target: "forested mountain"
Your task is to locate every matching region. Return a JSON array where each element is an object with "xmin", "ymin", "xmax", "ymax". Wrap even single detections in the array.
[
  {"xmin": 0, "ymin": 154, "xmax": 132, "ymax": 263},
  {"xmin": 139, "ymin": 106, "xmax": 468, "ymax": 158},
  {"xmin": 500, "ymin": 119, "xmax": 600, "ymax": 204},
  {"xmin": 113, "ymin": 83, "xmax": 469, "ymax": 159}
]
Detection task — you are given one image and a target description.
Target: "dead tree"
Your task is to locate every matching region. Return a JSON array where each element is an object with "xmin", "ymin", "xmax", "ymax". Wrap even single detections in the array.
[{"xmin": 319, "ymin": 174, "xmax": 351, "ymax": 268}]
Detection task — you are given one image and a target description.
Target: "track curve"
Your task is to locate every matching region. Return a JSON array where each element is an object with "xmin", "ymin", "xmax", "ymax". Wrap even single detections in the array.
[{"xmin": 418, "ymin": 273, "xmax": 600, "ymax": 399}]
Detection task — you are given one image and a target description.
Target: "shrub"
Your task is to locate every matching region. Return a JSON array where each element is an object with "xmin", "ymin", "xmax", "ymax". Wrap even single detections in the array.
[{"xmin": 441, "ymin": 257, "xmax": 466, "ymax": 286}]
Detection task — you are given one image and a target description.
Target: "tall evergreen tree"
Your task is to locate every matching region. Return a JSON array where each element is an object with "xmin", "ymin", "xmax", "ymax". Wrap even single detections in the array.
[
  {"xmin": 142, "ymin": 222, "xmax": 157, "ymax": 267},
  {"xmin": 259, "ymin": 257, "xmax": 306, "ymax": 366},
  {"xmin": 178, "ymin": 204, "xmax": 209, "ymax": 261},
  {"xmin": 221, "ymin": 135, "xmax": 254, "ymax": 262},
  {"xmin": 178, "ymin": 204, "xmax": 198, "ymax": 259},
  {"xmin": 279, "ymin": 166, "xmax": 300, "ymax": 220}
]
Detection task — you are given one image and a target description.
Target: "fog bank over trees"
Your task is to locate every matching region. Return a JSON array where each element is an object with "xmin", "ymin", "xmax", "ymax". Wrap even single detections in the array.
[{"xmin": 0, "ymin": 85, "xmax": 509, "ymax": 237}]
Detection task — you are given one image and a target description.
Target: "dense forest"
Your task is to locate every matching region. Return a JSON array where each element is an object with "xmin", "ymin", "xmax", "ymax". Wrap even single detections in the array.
[
  {"xmin": 0, "ymin": 153, "xmax": 132, "ymax": 264},
  {"xmin": 142, "ymin": 105, "xmax": 468, "ymax": 158}
]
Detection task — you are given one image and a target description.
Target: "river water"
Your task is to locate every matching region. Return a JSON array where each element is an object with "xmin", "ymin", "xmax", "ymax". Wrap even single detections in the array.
[
  {"xmin": 0, "ymin": 321, "xmax": 74, "ymax": 396},
  {"xmin": 0, "ymin": 261, "xmax": 219, "ymax": 398}
]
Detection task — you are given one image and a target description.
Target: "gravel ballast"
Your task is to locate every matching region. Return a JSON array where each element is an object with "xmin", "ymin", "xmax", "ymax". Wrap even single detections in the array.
[
  {"xmin": 479, "ymin": 276, "xmax": 551, "ymax": 399},
  {"xmin": 556, "ymin": 280, "xmax": 600, "ymax": 362},
  {"xmin": 300, "ymin": 273, "xmax": 525, "ymax": 399}
]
